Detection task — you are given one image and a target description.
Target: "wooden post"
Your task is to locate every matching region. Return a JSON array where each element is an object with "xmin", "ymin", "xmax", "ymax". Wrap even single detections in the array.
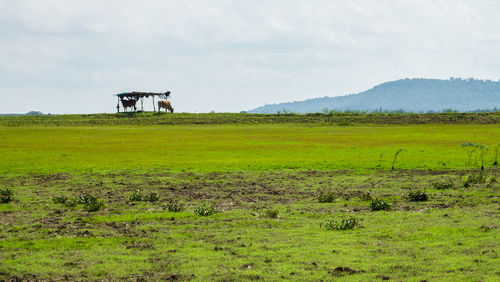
[
  {"xmin": 117, "ymin": 97, "xmax": 120, "ymax": 113},
  {"xmin": 152, "ymin": 95, "xmax": 156, "ymax": 112},
  {"xmin": 141, "ymin": 97, "xmax": 144, "ymax": 111}
]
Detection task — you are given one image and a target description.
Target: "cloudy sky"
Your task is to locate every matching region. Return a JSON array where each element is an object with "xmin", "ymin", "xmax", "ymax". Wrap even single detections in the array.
[{"xmin": 1, "ymin": 0, "xmax": 499, "ymax": 113}]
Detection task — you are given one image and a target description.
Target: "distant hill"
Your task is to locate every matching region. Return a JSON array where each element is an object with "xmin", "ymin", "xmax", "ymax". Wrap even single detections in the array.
[{"xmin": 248, "ymin": 78, "xmax": 500, "ymax": 113}]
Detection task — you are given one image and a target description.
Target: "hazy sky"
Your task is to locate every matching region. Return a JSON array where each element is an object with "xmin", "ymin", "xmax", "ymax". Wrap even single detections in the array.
[{"xmin": 1, "ymin": 0, "xmax": 500, "ymax": 113}]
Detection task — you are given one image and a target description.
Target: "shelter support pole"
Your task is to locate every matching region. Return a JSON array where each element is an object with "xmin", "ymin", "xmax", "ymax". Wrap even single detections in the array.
[
  {"xmin": 152, "ymin": 96, "xmax": 156, "ymax": 112},
  {"xmin": 117, "ymin": 97, "xmax": 120, "ymax": 113},
  {"xmin": 141, "ymin": 97, "xmax": 144, "ymax": 111}
]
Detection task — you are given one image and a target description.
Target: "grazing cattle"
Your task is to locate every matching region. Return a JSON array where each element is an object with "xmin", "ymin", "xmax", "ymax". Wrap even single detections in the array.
[
  {"xmin": 158, "ymin": 100, "xmax": 174, "ymax": 113},
  {"xmin": 121, "ymin": 99, "xmax": 137, "ymax": 112}
]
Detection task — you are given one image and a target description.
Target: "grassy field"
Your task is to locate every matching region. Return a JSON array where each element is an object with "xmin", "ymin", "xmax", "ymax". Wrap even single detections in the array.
[
  {"xmin": 0, "ymin": 124, "xmax": 499, "ymax": 174},
  {"xmin": 0, "ymin": 111, "xmax": 499, "ymax": 126},
  {"xmin": 0, "ymin": 113, "xmax": 499, "ymax": 280}
]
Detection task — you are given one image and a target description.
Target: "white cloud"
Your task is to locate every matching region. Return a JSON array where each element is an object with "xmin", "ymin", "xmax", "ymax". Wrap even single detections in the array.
[{"xmin": 1, "ymin": 0, "xmax": 500, "ymax": 113}]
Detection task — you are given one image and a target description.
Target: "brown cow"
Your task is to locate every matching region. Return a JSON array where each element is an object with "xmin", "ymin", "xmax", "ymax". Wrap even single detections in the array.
[
  {"xmin": 121, "ymin": 99, "xmax": 137, "ymax": 112},
  {"xmin": 158, "ymin": 100, "xmax": 174, "ymax": 113}
]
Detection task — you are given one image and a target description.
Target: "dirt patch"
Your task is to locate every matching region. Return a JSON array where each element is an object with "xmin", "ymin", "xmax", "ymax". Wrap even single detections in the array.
[
  {"xmin": 125, "ymin": 241, "xmax": 155, "ymax": 250},
  {"xmin": 240, "ymin": 263, "xmax": 254, "ymax": 270},
  {"xmin": 165, "ymin": 274, "xmax": 195, "ymax": 281},
  {"xmin": 329, "ymin": 266, "xmax": 363, "ymax": 276},
  {"xmin": 30, "ymin": 173, "xmax": 70, "ymax": 185}
]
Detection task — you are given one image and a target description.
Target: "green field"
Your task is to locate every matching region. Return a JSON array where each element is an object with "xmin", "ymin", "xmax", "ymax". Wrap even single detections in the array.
[
  {"xmin": 1, "ymin": 123, "xmax": 499, "ymax": 174},
  {"xmin": 1, "ymin": 111, "xmax": 499, "ymax": 127},
  {"xmin": 0, "ymin": 114, "xmax": 499, "ymax": 280}
]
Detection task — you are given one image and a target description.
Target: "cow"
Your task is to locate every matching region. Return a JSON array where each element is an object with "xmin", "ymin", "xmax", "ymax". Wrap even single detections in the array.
[
  {"xmin": 121, "ymin": 99, "xmax": 137, "ymax": 112},
  {"xmin": 158, "ymin": 100, "xmax": 174, "ymax": 113}
]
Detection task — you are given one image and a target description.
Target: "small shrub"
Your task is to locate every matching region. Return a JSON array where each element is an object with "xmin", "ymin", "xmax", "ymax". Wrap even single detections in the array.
[
  {"xmin": 318, "ymin": 192, "xmax": 336, "ymax": 203},
  {"xmin": 463, "ymin": 171, "xmax": 486, "ymax": 187},
  {"xmin": 64, "ymin": 199, "xmax": 78, "ymax": 208},
  {"xmin": 76, "ymin": 194, "xmax": 98, "ymax": 205},
  {"xmin": 52, "ymin": 195, "xmax": 68, "ymax": 204},
  {"xmin": 194, "ymin": 204, "xmax": 217, "ymax": 216},
  {"xmin": 129, "ymin": 190, "xmax": 143, "ymax": 202},
  {"xmin": 166, "ymin": 201, "xmax": 184, "ymax": 212},
  {"xmin": 62, "ymin": 194, "xmax": 105, "ymax": 212},
  {"xmin": 370, "ymin": 198, "xmax": 390, "ymax": 211},
  {"xmin": 129, "ymin": 191, "xmax": 159, "ymax": 203},
  {"xmin": 144, "ymin": 193, "xmax": 159, "ymax": 202},
  {"xmin": 408, "ymin": 191, "xmax": 428, "ymax": 202},
  {"xmin": 324, "ymin": 217, "xmax": 359, "ymax": 231},
  {"xmin": 488, "ymin": 176, "xmax": 497, "ymax": 183},
  {"xmin": 262, "ymin": 209, "xmax": 279, "ymax": 218},
  {"xmin": 359, "ymin": 192, "xmax": 372, "ymax": 201},
  {"xmin": 84, "ymin": 199, "xmax": 105, "ymax": 212},
  {"xmin": 433, "ymin": 182, "xmax": 453, "ymax": 190},
  {"xmin": 0, "ymin": 188, "xmax": 13, "ymax": 203}
]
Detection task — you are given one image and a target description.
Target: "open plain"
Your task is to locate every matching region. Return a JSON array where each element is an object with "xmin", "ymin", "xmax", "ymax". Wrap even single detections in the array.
[{"xmin": 0, "ymin": 113, "xmax": 499, "ymax": 281}]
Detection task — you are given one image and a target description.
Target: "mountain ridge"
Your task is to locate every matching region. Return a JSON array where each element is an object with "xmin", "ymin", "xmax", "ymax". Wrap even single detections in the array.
[{"xmin": 248, "ymin": 78, "xmax": 500, "ymax": 113}]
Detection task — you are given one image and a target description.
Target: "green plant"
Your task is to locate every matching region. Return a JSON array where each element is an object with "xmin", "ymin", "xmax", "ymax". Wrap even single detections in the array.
[
  {"xmin": 64, "ymin": 194, "xmax": 105, "ymax": 212},
  {"xmin": 129, "ymin": 190, "xmax": 143, "ymax": 202},
  {"xmin": 324, "ymin": 217, "xmax": 359, "ymax": 231},
  {"xmin": 84, "ymin": 198, "xmax": 105, "ymax": 212},
  {"xmin": 318, "ymin": 192, "xmax": 336, "ymax": 203},
  {"xmin": 477, "ymin": 144, "xmax": 488, "ymax": 171},
  {"xmin": 408, "ymin": 191, "xmax": 428, "ymax": 202},
  {"xmin": 492, "ymin": 144, "xmax": 499, "ymax": 166},
  {"xmin": 370, "ymin": 198, "xmax": 391, "ymax": 211},
  {"xmin": 144, "ymin": 193, "xmax": 159, "ymax": 202},
  {"xmin": 64, "ymin": 199, "xmax": 78, "ymax": 208},
  {"xmin": 392, "ymin": 148, "xmax": 403, "ymax": 170},
  {"xmin": 76, "ymin": 194, "xmax": 96, "ymax": 205},
  {"xmin": 461, "ymin": 142, "xmax": 477, "ymax": 168},
  {"xmin": 463, "ymin": 171, "xmax": 486, "ymax": 187},
  {"xmin": 461, "ymin": 143, "xmax": 488, "ymax": 170},
  {"xmin": 0, "ymin": 188, "xmax": 13, "ymax": 203},
  {"xmin": 487, "ymin": 176, "xmax": 496, "ymax": 183},
  {"xmin": 129, "ymin": 190, "xmax": 159, "ymax": 203},
  {"xmin": 166, "ymin": 201, "xmax": 184, "ymax": 212},
  {"xmin": 52, "ymin": 195, "xmax": 68, "ymax": 204},
  {"xmin": 433, "ymin": 181, "xmax": 453, "ymax": 190},
  {"xmin": 359, "ymin": 192, "xmax": 372, "ymax": 201},
  {"xmin": 194, "ymin": 204, "xmax": 217, "ymax": 216},
  {"xmin": 262, "ymin": 209, "xmax": 279, "ymax": 218}
]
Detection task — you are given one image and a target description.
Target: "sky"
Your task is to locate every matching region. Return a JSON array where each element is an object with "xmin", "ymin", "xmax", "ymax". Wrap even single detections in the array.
[{"xmin": 1, "ymin": 0, "xmax": 500, "ymax": 114}]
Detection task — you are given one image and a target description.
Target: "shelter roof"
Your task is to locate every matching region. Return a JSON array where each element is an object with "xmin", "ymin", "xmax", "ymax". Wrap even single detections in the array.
[{"xmin": 115, "ymin": 91, "xmax": 171, "ymax": 100}]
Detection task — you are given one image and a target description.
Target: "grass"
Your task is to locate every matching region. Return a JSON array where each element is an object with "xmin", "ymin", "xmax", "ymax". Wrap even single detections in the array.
[
  {"xmin": 0, "ymin": 112, "xmax": 499, "ymax": 127},
  {"xmin": 0, "ymin": 113, "xmax": 499, "ymax": 280},
  {"xmin": 1, "ymin": 169, "xmax": 498, "ymax": 280},
  {"xmin": 0, "ymin": 123, "xmax": 499, "ymax": 174}
]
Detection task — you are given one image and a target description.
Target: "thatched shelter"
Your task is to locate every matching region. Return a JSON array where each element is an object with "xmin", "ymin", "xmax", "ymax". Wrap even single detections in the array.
[{"xmin": 115, "ymin": 91, "xmax": 171, "ymax": 112}]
